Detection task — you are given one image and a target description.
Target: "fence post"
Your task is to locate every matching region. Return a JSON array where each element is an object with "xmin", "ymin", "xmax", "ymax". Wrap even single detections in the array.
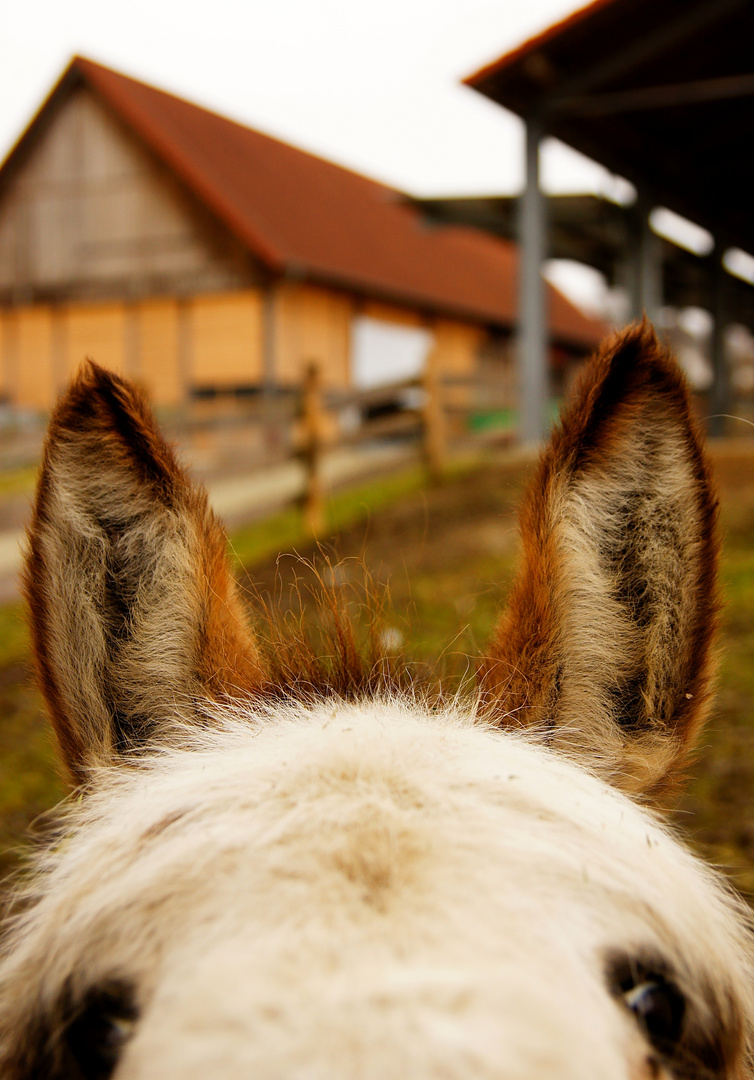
[
  {"xmin": 302, "ymin": 361, "xmax": 326, "ymax": 536},
  {"xmin": 422, "ymin": 354, "xmax": 446, "ymax": 482}
]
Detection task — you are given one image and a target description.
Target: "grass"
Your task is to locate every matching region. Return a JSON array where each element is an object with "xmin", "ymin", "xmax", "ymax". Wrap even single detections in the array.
[
  {"xmin": 0, "ymin": 465, "xmax": 37, "ymax": 501},
  {"xmin": 228, "ymin": 463, "xmax": 429, "ymax": 568},
  {"xmin": 677, "ymin": 490, "xmax": 754, "ymax": 896},
  {"xmin": 0, "ymin": 603, "xmax": 29, "ymax": 668},
  {"xmin": 0, "ymin": 455, "xmax": 524, "ymax": 883}
]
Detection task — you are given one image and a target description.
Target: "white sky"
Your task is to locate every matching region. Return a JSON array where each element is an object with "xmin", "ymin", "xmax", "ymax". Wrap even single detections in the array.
[{"xmin": 0, "ymin": 0, "xmax": 621, "ymax": 199}]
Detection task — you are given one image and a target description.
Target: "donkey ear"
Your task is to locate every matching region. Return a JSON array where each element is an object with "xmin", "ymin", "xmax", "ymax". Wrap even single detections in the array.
[
  {"xmin": 480, "ymin": 323, "xmax": 720, "ymax": 800},
  {"xmin": 24, "ymin": 362, "xmax": 264, "ymax": 785}
]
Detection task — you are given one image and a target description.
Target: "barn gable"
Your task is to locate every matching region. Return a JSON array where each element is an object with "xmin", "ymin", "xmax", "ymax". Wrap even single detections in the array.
[{"xmin": 0, "ymin": 82, "xmax": 263, "ymax": 304}]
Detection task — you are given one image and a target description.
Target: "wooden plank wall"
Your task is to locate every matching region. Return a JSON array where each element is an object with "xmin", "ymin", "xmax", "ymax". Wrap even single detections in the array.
[
  {"xmin": 432, "ymin": 319, "xmax": 486, "ymax": 378},
  {"xmin": 272, "ymin": 283, "xmax": 352, "ymax": 388},
  {"xmin": 0, "ymin": 289, "xmax": 266, "ymax": 408},
  {"xmin": 0, "ymin": 291, "xmax": 494, "ymax": 411},
  {"xmin": 191, "ymin": 292, "xmax": 265, "ymax": 390},
  {"xmin": 431, "ymin": 319, "xmax": 487, "ymax": 410},
  {"xmin": 1, "ymin": 307, "xmax": 56, "ymax": 409},
  {"xmin": 0, "ymin": 85, "xmax": 253, "ymax": 300},
  {"xmin": 63, "ymin": 303, "xmax": 128, "ymax": 381},
  {"xmin": 137, "ymin": 299, "xmax": 183, "ymax": 406}
]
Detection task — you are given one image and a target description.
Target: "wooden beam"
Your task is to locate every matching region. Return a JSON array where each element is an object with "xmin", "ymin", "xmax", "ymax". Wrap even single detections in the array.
[
  {"xmin": 545, "ymin": 0, "xmax": 749, "ymax": 111},
  {"xmin": 559, "ymin": 72, "xmax": 754, "ymax": 118}
]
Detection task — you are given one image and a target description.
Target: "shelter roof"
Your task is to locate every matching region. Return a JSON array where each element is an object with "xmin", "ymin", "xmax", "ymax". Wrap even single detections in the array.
[
  {"xmin": 0, "ymin": 57, "xmax": 604, "ymax": 349},
  {"xmin": 410, "ymin": 194, "xmax": 754, "ymax": 323},
  {"xmin": 465, "ymin": 0, "xmax": 754, "ymax": 254}
]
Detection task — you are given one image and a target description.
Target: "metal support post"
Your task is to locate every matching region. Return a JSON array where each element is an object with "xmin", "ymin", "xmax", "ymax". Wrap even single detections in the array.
[
  {"xmin": 623, "ymin": 205, "xmax": 643, "ymax": 321},
  {"xmin": 709, "ymin": 257, "xmax": 730, "ymax": 438},
  {"xmin": 637, "ymin": 193, "xmax": 662, "ymax": 323},
  {"xmin": 518, "ymin": 115, "xmax": 548, "ymax": 444}
]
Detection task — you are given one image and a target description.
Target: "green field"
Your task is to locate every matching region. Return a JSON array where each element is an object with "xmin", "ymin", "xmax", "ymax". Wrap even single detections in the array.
[{"xmin": 2, "ymin": 446, "xmax": 754, "ymax": 898}]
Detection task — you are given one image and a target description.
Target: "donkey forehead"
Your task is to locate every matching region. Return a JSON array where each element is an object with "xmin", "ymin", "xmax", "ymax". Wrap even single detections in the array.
[
  {"xmin": 28, "ymin": 703, "xmax": 748, "ymax": 975},
  {"xmin": 5, "ymin": 703, "xmax": 753, "ymax": 1080}
]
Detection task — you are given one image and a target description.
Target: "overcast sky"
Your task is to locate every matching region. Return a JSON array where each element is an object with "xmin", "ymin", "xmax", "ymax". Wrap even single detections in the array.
[{"xmin": 0, "ymin": 0, "xmax": 624, "ymax": 198}]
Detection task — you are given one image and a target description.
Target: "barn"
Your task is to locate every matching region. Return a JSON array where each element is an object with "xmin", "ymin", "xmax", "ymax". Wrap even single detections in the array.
[{"xmin": 0, "ymin": 57, "xmax": 603, "ymax": 411}]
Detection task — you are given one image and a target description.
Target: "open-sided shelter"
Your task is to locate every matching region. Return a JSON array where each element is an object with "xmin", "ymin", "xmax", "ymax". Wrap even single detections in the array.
[{"xmin": 465, "ymin": 0, "xmax": 754, "ymax": 439}]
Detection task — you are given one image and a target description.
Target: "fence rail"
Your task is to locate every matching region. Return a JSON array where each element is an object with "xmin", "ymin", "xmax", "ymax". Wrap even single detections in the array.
[
  {"xmin": 0, "ymin": 363, "xmax": 519, "ymax": 530},
  {"xmin": 293, "ymin": 362, "xmax": 516, "ymax": 534},
  {"xmin": 162, "ymin": 363, "xmax": 519, "ymax": 534}
]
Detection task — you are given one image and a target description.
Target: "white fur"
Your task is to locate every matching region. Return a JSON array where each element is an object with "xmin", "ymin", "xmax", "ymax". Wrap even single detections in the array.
[{"xmin": 3, "ymin": 699, "xmax": 752, "ymax": 1078}]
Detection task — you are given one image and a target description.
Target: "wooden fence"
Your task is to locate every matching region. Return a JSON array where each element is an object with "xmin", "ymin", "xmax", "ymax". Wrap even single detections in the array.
[
  {"xmin": 0, "ymin": 361, "xmax": 518, "ymax": 531},
  {"xmin": 295, "ymin": 361, "xmax": 516, "ymax": 535}
]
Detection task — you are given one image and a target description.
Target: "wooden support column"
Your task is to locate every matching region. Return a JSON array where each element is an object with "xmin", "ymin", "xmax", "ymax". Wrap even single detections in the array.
[
  {"xmin": 422, "ymin": 352, "xmax": 446, "ymax": 482},
  {"xmin": 518, "ymin": 115, "xmax": 548, "ymax": 444},
  {"xmin": 302, "ymin": 361, "xmax": 326, "ymax": 536},
  {"xmin": 51, "ymin": 305, "xmax": 67, "ymax": 399},
  {"xmin": 176, "ymin": 298, "xmax": 193, "ymax": 405},
  {"xmin": 263, "ymin": 287, "xmax": 277, "ymax": 394},
  {"xmin": 124, "ymin": 303, "xmax": 140, "ymax": 382},
  {"xmin": 262, "ymin": 286, "xmax": 287, "ymax": 460},
  {"xmin": 3, "ymin": 310, "xmax": 19, "ymax": 405}
]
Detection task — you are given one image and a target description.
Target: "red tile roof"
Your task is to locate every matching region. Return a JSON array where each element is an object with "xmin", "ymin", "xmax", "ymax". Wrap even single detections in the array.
[{"xmin": 2, "ymin": 57, "xmax": 604, "ymax": 348}]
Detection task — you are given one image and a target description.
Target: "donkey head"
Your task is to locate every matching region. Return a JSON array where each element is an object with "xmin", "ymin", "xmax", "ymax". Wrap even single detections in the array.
[{"xmin": 0, "ymin": 324, "xmax": 751, "ymax": 1080}]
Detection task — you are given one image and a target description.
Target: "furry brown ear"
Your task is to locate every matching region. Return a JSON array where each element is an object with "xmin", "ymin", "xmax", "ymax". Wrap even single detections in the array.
[
  {"xmin": 24, "ymin": 362, "xmax": 264, "ymax": 785},
  {"xmin": 479, "ymin": 323, "xmax": 720, "ymax": 800}
]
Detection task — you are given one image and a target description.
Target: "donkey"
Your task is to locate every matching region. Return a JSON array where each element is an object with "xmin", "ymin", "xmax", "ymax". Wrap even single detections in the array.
[{"xmin": 0, "ymin": 323, "xmax": 752, "ymax": 1080}]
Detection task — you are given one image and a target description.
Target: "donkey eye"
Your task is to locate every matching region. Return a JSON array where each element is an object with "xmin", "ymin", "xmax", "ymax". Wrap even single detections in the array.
[
  {"xmin": 64, "ymin": 984, "xmax": 137, "ymax": 1080},
  {"xmin": 622, "ymin": 975, "xmax": 685, "ymax": 1056},
  {"xmin": 606, "ymin": 954, "xmax": 686, "ymax": 1058}
]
